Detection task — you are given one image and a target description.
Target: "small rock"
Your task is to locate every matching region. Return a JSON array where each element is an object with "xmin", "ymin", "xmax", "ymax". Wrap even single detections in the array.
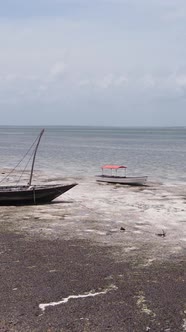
[
  {"xmin": 156, "ymin": 229, "xmax": 166, "ymax": 237},
  {"xmin": 120, "ymin": 227, "xmax": 125, "ymax": 231}
]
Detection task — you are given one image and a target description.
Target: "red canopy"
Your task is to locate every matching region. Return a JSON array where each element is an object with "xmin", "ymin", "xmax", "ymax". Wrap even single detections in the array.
[{"xmin": 101, "ymin": 165, "xmax": 127, "ymax": 170}]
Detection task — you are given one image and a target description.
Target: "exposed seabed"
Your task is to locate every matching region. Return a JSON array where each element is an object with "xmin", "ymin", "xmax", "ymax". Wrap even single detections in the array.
[{"xmin": 0, "ymin": 173, "xmax": 185, "ymax": 331}]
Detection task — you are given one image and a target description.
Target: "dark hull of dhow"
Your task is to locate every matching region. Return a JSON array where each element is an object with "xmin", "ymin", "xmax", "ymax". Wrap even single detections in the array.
[{"xmin": 0, "ymin": 183, "xmax": 77, "ymax": 205}]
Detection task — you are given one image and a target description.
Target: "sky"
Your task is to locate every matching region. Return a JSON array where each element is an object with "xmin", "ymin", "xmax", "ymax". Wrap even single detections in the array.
[{"xmin": 1, "ymin": 0, "xmax": 186, "ymax": 126}]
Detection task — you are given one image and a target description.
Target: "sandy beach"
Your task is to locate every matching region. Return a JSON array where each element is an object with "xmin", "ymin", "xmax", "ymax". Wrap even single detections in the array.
[{"xmin": 0, "ymin": 176, "xmax": 185, "ymax": 331}]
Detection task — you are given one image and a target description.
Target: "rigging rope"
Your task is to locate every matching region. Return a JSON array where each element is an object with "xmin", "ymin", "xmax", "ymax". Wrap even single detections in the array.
[
  {"xmin": 17, "ymin": 148, "xmax": 35, "ymax": 184},
  {"xmin": 0, "ymin": 132, "xmax": 41, "ymax": 185}
]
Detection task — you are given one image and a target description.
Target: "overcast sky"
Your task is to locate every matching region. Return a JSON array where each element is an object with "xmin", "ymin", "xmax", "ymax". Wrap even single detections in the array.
[{"xmin": 0, "ymin": 0, "xmax": 186, "ymax": 126}]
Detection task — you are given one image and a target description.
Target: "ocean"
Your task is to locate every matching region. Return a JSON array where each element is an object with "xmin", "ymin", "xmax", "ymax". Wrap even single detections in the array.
[
  {"xmin": 0, "ymin": 125, "xmax": 185, "ymax": 261},
  {"xmin": 0, "ymin": 125, "xmax": 186, "ymax": 184}
]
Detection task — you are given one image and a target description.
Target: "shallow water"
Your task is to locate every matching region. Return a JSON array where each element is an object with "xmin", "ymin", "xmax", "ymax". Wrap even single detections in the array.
[
  {"xmin": 0, "ymin": 126, "xmax": 185, "ymax": 263},
  {"xmin": 0, "ymin": 126, "xmax": 186, "ymax": 182}
]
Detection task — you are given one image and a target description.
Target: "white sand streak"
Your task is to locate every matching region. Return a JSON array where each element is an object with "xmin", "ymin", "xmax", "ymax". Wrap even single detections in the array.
[{"xmin": 39, "ymin": 285, "xmax": 117, "ymax": 312}]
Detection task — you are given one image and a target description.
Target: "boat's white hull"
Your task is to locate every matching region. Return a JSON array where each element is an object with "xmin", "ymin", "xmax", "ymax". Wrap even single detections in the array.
[{"xmin": 96, "ymin": 175, "xmax": 148, "ymax": 186}]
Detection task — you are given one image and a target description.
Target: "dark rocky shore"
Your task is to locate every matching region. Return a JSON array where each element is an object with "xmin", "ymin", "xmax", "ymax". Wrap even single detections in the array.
[{"xmin": 0, "ymin": 229, "xmax": 185, "ymax": 332}]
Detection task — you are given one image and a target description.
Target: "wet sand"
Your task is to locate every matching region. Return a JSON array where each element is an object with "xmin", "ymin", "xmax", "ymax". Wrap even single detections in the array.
[
  {"xmin": 0, "ymin": 231, "xmax": 185, "ymax": 332},
  {"xmin": 0, "ymin": 177, "xmax": 186, "ymax": 331}
]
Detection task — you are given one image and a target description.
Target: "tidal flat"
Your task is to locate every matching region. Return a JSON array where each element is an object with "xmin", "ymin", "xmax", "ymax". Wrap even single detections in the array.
[{"xmin": 0, "ymin": 176, "xmax": 185, "ymax": 331}]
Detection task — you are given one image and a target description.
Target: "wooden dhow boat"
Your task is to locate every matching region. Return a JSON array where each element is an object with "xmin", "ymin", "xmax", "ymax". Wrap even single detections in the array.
[
  {"xmin": 96, "ymin": 165, "xmax": 148, "ymax": 186},
  {"xmin": 0, "ymin": 129, "xmax": 77, "ymax": 205}
]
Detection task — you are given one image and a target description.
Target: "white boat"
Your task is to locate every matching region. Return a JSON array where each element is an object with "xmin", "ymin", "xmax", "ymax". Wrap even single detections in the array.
[{"xmin": 96, "ymin": 165, "xmax": 148, "ymax": 186}]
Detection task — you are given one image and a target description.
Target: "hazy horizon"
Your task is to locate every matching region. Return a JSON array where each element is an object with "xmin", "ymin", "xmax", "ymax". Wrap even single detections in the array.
[{"xmin": 0, "ymin": 124, "xmax": 185, "ymax": 129}]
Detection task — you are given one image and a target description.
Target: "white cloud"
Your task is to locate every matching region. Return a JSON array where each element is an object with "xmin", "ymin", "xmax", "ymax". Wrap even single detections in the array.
[
  {"xmin": 50, "ymin": 62, "xmax": 67, "ymax": 78},
  {"xmin": 142, "ymin": 75, "xmax": 156, "ymax": 89},
  {"xmin": 115, "ymin": 76, "xmax": 128, "ymax": 87},
  {"xmin": 78, "ymin": 79, "xmax": 92, "ymax": 87},
  {"xmin": 96, "ymin": 75, "xmax": 113, "ymax": 89},
  {"xmin": 175, "ymin": 75, "xmax": 186, "ymax": 88}
]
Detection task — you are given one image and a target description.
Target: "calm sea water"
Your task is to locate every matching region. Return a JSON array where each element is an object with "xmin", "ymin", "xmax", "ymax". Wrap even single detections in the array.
[
  {"xmin": 0, "ymin": 126, "xmax": 186, "ymax": 184},
  {"xmin": 0, "ymin": 126, "xmax": 185, "ymax": 257}
]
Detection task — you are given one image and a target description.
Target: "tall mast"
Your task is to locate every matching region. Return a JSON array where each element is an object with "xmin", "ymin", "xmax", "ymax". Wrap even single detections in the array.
[{"xmin": 28, "ymin": 129, "xmax": 45, "ymax": 186}]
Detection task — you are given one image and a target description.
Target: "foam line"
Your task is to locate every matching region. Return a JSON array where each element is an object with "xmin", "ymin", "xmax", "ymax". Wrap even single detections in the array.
[{"xmin": 39, "ymin": 285, "xmax": 116, "ymax": 312}]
